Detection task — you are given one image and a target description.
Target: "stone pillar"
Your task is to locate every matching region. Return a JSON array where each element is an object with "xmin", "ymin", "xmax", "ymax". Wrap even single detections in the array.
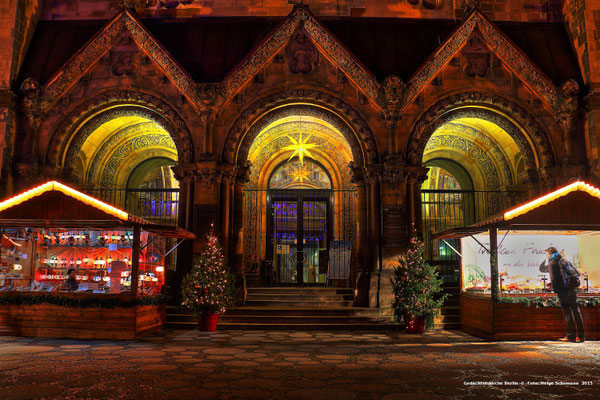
[
  {"xmin": 350, "ymin": 164, "xmax": 368, "ymax": 306},
  {"xmin": 365, "ymin": 165, "xmax": 382, "ymax": 309},
  {"xmin": 230, "ymin": 163, "xmax": 250, "ymax": 304},
  {"xmin": 585, "ymin": 92, "xmax": 600, "ymax": 183},
  {"xmin": 219, "ymin": 164, "xmax": 235, "ymax": 253},
  {"xmin": 0, "ymin": 90, "xmax": 16, "ymax": 196}
]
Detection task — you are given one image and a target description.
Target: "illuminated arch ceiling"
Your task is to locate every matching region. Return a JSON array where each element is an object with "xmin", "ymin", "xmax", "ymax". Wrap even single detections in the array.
[
  {"xmin": 423, "ymin": 117, "xmax": 523, "ymax": 191},
  {"xmin": 247, "ymin": 116, "xmax": 353, "ymax": 190},
  {"xmin": 73, "ymin": 115, "xmax": 178, "ymax": 189}
]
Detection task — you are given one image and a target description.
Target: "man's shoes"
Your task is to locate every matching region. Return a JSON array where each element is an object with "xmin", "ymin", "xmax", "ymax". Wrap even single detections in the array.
[
  {"xmin": 558, "ymin": 337, "xmax": 576, "ymax": 342},
  {"xmin": 576, "ymin": 337, "xmax": 585, "ymax": 343}
]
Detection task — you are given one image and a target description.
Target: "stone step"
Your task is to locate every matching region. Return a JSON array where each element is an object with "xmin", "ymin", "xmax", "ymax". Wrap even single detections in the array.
[
  {"xmin": 168, "ymin": 314, "xmax": 391, "ymax": 324},
  {"xmin": 216, "ymin": 322, "xmax": 404, "ymax": 331},
  {"xmin": 244, "ymin": 299, "xmax": 354, "ymax": 307},
  {"xmin": 246, "ymin": 287, "xmax": 353, "ymax": 295},
  {"xmin": 246, "ymin": 293, "xmax": 354, "ymax": 302}
]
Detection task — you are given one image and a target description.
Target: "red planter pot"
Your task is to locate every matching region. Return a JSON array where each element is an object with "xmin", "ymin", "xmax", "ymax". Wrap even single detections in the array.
[
  {"xmin": 199, "ymin": 313, "xmax": 219, "ymax": 332},
  {"xmin": 405, "ymin": 315, "xmax": 425, "ymax": 334}
]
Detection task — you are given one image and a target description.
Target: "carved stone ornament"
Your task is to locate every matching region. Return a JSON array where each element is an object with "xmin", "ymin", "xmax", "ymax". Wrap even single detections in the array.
[
  {"xmin": 462, "ymin": 32, "xmax": 490, "ymax": 78},
  {"xmin": 111, "ymin": 52, "xmax": 137, "ymax": 77},
  {"xmin": 20, "ymin": 78, "xmax": 42, "ymax": 131},
  {"xmin": 403, "ymin": 10, "xmax": 559, "ymax": 110},
  {"xmin": 171, "ymin": 160, "xmax": 238, "ymax": 188},
  {"xmin": 381, "ymin": 75, "xmax": 404, "ymax": 107},
  {"xmin": 285, "ymin": 29, "xmax": 319, "ymax": 75},
  {"xmin": 235, "ymin": 161, "xmax": 252, "ymax": 184},
  {"xmin": 349, "ymin": 162, "xmax": 365, "ymax": 184},
  {"xmin": 407, "ymin": 0, "xmax": 441, "ymax": 10},
  {"xmin": 556, "ymin": 79, "xmax": 579, "ymax": 134},
  {"xmin": 120, "ymin": 0, "xmax": 150, "ymax": 7},
  {"xmin": 380, "ymin": 155, "xmax": 429, "ymax": 185}
]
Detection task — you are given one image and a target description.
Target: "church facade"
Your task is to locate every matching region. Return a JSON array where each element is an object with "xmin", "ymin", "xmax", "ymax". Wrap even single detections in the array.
[{"xmin": 0, "ymin": 0, "xmax": 596, "ymax": 306}]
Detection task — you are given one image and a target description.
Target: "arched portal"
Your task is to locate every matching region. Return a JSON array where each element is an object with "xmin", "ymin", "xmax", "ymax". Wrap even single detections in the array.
[
  {"xmin": 240, "ymin": 110, "xmax": 358, "ymax": 286},
  {"xmin": 420, "ymin": 113, "xmax": 532, "ymax": 284},
  {"xmin": 55, "ymin": 103, "xmax": 184, "ymax": 225}
]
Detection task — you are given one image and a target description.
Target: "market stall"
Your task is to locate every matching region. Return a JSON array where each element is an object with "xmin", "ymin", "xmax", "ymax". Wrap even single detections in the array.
[
  {"xmin": 0, "ymin": 181, "xmax": 193, "ymax": 339},
  {"xmin": 435, "ymin": 181, "xmax": 600, "ymax": 340}
]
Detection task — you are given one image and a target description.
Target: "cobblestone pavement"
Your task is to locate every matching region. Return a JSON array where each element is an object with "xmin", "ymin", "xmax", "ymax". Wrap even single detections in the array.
[{"xmin": 0, "ymin": 330, "xmax": 599, "ymax": 399}]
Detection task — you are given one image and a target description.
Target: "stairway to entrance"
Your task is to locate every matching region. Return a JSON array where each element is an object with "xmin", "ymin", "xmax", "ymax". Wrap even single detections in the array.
[
  {"xmin": 166, "ymin": 287, "xmax": 402, "ymax": 330},
  {"xmin": 434, "ymin": 285, "xmax": 460, "ymax": 330}
]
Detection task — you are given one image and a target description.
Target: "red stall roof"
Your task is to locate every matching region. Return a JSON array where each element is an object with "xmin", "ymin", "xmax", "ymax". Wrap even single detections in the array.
[
  {"xmin": 434, "ymin": 181, "xmax": 600, "ymax": 239},
  {"xmin": 0, "ymin": 181, "xmax": 194, "ymax": 238}
]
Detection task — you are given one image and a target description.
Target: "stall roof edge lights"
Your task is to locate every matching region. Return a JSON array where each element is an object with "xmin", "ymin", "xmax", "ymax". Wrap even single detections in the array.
[
  {"xmin": 0, "ymin": 181, "xmax": 131, "ymax": 221},
  {"xmin": 503, "ymin": 180, "xmax": 600, "ymax": 221}
]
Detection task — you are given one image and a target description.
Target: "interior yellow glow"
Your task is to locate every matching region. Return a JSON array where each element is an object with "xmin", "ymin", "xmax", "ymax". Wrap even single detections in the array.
[
  {"xmin": 0, "ymin": 181, "xmax": 130, "ymax": 221},
  {"xmin": 504, "ymin": 181, "xmax": 600, "ymax": 221},
  {"xmin": 282, "ymin": 133, "xmax": 319, "ymax": 165}
]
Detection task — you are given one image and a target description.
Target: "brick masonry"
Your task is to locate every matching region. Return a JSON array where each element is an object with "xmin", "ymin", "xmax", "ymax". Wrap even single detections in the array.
[{"xmin": 39, "ymin": 0, "xmax": 561, "ymax": 21}]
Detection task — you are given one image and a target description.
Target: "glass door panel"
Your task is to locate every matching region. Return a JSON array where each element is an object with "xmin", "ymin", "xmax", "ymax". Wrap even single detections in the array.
[
  {"xmin": 272, "ymin": 201, "xmax": 298, "ymax": 283},
  {"xmin": 302, "ymin": 199, "xmax": 328, "ymax": 284}
]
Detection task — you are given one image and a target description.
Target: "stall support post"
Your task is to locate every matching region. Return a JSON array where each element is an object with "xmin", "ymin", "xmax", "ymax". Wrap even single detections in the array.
[
  {"xmin": 131, "ymin": 225, "xmax": 141, "ymax": 298},
  {"xmin": 489, "ymin": 227, "xmax": 499, "ymax": 303}
]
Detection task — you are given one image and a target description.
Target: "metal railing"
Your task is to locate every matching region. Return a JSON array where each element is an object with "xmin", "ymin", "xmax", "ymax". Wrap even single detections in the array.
[
  {"xmin": 422, "ymin": 189, "xmax": 528, "ymax": 284},
  {"xmin": 80, "ymin": 188, "xmax": 180, "ymax": 226},
  {"xmin": 245, "ymin": 189, "xmax": 356, "ymax": 287}
]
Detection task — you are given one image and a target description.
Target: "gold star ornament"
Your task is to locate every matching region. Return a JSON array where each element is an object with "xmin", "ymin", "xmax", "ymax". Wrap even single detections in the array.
[
  {"xmin": 290, "ymin": 164, "xmax": 310, "ymax": 183},
  {"xmin": 282, "ymin": 133, "xmax": 319, "ymax": 165}
]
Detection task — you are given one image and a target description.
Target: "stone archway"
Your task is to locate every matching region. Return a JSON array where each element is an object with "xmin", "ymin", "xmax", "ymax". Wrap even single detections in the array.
[
  {"xmin": 222, "ymin": 89, "xmax": 380, "ymax": 167},
  {"xmin": 406, "ymin": 92, "xmax": 555, "ymax": 180},
  {"xmin": 46, "ymin": 90, "xmax": 194, "ymax": 174}
]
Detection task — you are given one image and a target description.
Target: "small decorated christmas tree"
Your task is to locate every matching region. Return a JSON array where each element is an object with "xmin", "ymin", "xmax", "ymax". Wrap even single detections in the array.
[
  {"xmin": 181, "ymin": 231, "xmax": 234, "ymax": 317},
  {"xmin": 391, "ymin": 230, "xmax": 447, "ymax": 332}
]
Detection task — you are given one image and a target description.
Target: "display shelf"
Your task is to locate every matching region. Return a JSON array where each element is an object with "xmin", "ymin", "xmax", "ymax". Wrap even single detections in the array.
[
  {"xmin": 39, "ymin": 245, "xmax": 133, "ymax": 248},
  {"xmin": 37, "ymin": 267, "xmax": 110, "ymax": 271}
]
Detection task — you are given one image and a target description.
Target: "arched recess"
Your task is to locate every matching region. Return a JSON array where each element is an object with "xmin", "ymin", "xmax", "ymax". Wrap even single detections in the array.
[
  {"xmin": 222, "ymin": 89, "xmax": 380, "ymax": 168},
  {"xmin": 45, "ymin": 90, "xmax": 194, "ymax": 176},
  {"xmin": 406, "ymin": 92, "xmax": 556, "ymax": 184}
]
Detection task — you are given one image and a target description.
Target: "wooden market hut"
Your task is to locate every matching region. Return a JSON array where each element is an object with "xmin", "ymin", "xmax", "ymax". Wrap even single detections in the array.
[
  {"xmin": 0, "ymin": 181, "xmax": 194, "ymax": 339},
  {"xmin": 435, "ymin": 180, "xmax": 600, "ymax": 340}
]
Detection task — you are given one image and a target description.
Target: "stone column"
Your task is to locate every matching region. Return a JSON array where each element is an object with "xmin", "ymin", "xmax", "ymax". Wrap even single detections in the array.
[
  {"xmin": 219, "ymin": 164, "xmax": 235, "ymax": 253},
  {"xmin": 230, "ymin": 163, "xmax": 250, "ymax": 304},
  {"xmin": 0, "ymin": 89, "xmax": 16, "ymax": 196}
]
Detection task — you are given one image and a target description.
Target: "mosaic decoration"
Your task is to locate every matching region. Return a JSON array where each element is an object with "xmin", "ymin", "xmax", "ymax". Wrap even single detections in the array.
[
  {"xmin": 269, "ymin": 160, "xmax": 332, "ymax": 190},
  {"xmin": 406, "ymin": 92, "xmax": 554, "ymax": 178},
  {"xmin": 223, "ymin": 93, "xmax": 379, "ymax": 166},
  {"xmin": 430, "ymin": 122, "xmax": 515, "ymax": 186},
  {"xmin": 46, "ymin": 90, "xmax": 193, "ymax": 169},
  {"xmin": 99, "ymin": 133, "xmax": 176, "ymax": 188}
]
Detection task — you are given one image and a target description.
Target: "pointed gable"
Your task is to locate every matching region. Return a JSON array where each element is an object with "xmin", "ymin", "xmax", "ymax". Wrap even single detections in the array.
[
  {"xmin": 219, "ymin": 4, "xmax": 381, "ymax": 106},
  {"xmin": 35, "ymin": 9, "xmax": 199, "ymax": 114},
  {"xmin": 403, "ymin": 10, "xmax": 565, "ymax": 110}
]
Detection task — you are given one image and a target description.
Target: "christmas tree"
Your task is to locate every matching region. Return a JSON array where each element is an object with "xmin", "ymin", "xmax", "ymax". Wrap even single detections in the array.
[
  {"xmin": 391, "ymin": 230, "xmax": 448, "ymax": 331},
  {"xmin": 181, "ymin": 231, "xmax": 234, "ymax": 316}
]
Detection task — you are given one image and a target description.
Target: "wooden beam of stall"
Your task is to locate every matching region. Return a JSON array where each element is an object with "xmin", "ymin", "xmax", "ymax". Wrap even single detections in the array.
[
  {"xmin": 489, "ymin": 227, "xmax": 499, "ymax": 303},
  {"xmin": 130, "ymin": 224, "xmax": 141, "ymax": 298}
]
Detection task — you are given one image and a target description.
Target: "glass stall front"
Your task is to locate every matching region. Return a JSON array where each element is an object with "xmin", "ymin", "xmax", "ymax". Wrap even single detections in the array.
[
  {"xmin": 461, "ymin": 231, "xmax": 600, "ymax": 296},
  {"xmin": 0, "ymin": 228, "xmax": 167, "ymax": 295}
]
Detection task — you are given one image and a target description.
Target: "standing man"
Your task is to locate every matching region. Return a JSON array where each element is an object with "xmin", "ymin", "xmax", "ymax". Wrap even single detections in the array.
[{"xmin": 542, "ymin": 247, "xmax": 585, "ymax": 342}]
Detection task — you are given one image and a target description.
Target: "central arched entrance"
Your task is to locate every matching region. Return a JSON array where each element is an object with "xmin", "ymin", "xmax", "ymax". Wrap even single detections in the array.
[
  {"xmin": 237, "ymin": 103, "xmax": 366, "ymax": 287},
  {"xmin": 267, "ymin": 158, "xmax": 333, "ymax": 284}
]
